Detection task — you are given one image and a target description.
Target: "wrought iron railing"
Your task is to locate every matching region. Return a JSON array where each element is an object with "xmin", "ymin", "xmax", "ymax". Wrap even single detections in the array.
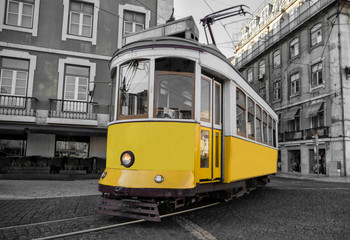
[
  {"xmin": 0, "ymin": 95, "xmax": 37, "ymax": 116},
  {"xmin": 305, "ymin": 126, "xmax": 329, "ymax": 139},
  {"xmin": 279, "ymin": 126, "xmax": 330, "ymax": 142},
  {"xmin": 49, "ymin": 99, "xmax": 97, "ymax": 120}
]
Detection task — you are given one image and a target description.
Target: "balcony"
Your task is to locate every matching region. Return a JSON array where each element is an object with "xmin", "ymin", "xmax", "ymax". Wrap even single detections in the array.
[
  {"xmin": 234, "ymin": 0, "xmax": 335, "ymax": 69},
  {"xmin": 280, "ymin": 130, "xmax": 304, "ymax": 142},
  {"xmin": 48, "ymin": 99, "xmax": 98, "ymax": 126},
  {"xmin": 279, "ymin": 126, "xmax": 330, "ymax": 142},
  {"xmin": 305, "ymin": 126, "xmax": 329, "ymax": 140},
  {"xmin": 0, "ymin": 95, "xmax": 38, "ymax": 122}
]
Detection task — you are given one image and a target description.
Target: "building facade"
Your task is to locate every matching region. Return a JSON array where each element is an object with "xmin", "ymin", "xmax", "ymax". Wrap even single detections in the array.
[
  {"xmin": 0, "ymin": 0, "xmax": 173, "ymax": 162},
  {"xmin": 232, "ymin": 0, "xmax": 350, "ymax": 176}
]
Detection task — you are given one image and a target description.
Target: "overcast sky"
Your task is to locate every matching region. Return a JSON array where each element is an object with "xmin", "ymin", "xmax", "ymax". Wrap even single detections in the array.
[{"xmin": 174, "ymin": 0, "xmax": 261, "ymax": 58}]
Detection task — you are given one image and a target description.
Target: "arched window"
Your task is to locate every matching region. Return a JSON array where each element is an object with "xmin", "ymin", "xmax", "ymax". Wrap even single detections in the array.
[
  {"xmin": 311, "ymin": 23, "xmax": 322, "ymax": 47},
  {"xmin": 290, "ymin": 38, "xmax": 299, "ymax": 58},
  {"xmin": 258, "ymin": 60, "xmax": 265, "ymax": 79},
  {"xmin": 273, "ymin": 50, "xmax": 281, "ymax": 68},
  {"xmin": 247, "ymin": 68, "xmax": 253, "ymax": 83}
]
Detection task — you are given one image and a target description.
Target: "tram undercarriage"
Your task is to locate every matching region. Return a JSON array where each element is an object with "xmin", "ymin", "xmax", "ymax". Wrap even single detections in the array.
[{"xmin": 97, "ymin": 176, "xmax": 269, "ymax": 222}]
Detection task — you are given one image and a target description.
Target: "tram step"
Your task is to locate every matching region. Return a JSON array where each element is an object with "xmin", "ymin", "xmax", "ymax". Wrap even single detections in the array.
[{"xmin": 97, "ymin": 197, "xmax": 160, "ymax": 222}]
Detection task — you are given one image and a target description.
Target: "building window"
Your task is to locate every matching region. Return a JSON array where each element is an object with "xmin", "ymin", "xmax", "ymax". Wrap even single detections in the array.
[
  {"xmin": 68, "ymin": 1, "xmax": 93, "ymax": 37},
  {"xmin": 248, "ymin": 98, "xmax": 255, "ymax": 140},
  {"xmin": 288, "ymin": 109, "xmax": 300, "ymax": 131},
  {"xmin": 236, "ymin": 88, "xmax": 246, "ymax": 137},
  {"xmin": 0, "ymin": 57, "xmax": 29, "ymax": 96},
  {"xmin": 290, "ymin": 38, "xmax": 299, "ymax": 59},
  {"xmin": 57, "ymin": 58, "xmax": 96, "ymax": 104},
  {"xmin": 273, "ymin": 81, "xmax": 281, "ymax": 101},
  {"xmin": 6, "ymin": 0, "xmax": 34, "ymax": 28},
  {"xmin": 123, "ymin": 10, "xmax": 145, "ymax": 36},
  {"xmin": 290, "ymin": 72, "xmax": 300, "ymax": 96},
  {"xmin": 311, "ymin": 23, "xmax": 322, "ymax": 47},
  {"xmin": 289, "ymin": 6, "xmax": 298, "ymax": 21},
  {"xmin": 273, "ymin": 50, "xmax": 281, "ymax": 68},
  {"xmin": 62, "ymin": 0, "xmax": 99, "ymax": 45},
  {"xmin": 64, "ymin": 65, "xmax": 89, "ymax": 101},
  {"xmin": 258, "ymin": 60, "xmax": 265, "ymax": 79},
  {"xmin": 256, "ymin": 105, "xmax": 262, "ymax": 142},
  {"xmin": 311, "ymin": 62, "xmax": 323, "ymax": 87},
  {"xmin": 259, "ymin": 87, "xmax": 266, "ymax": 100},
  {"xmin": 0, "ymin": 57, "xmax": 28, "ymax": 97},
  {"xmin": 247, "ymin": 68, "xmax": 253, "ymax": 83},
  {"xmin": 0, "ymin": 0, "xmax": 40, "ymax": 36},
  {"xmin": 0, "ymin": 50, "xmax": 36, "ymax": 99},
  {"xmin": 55, "ymin": 135, "xmax": 89, "ymax": 158},
  {"xmin": 0, "ymin": 137, "xmax": 26, "ymax": 156},
  {"xmin": 311, "ymin": 103, "xmax": 324, "ymax": 128},
  {"xmin": 118, "ymin": 4, "xmax": 150, "ymax": 48}
]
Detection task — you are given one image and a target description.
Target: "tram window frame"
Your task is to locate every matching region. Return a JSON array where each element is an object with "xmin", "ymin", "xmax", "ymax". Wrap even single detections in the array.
[
  {"xmin": 200, "ymin": 75, "xmax": 211, "ymax": 123},
  {"xmin": 268, "ymin": 115, "xmax": 273, "ymax": 146},
  {"xmin": 256, "ymin": 105, "xmax": 262, "ymax": 143},
  {"xmin": 236, "ymin": 88, "xmax": 246, "ymax": 137},
  {"xmin": 154, "ymin": 71, "xmax": 195, "ymax": 120},
  {"xmin": 247, "ymin": 97, "xmax": 255, "ymax": 140},
  {"xmin": 273, "ymin": 119, "xmax": 277, "ymax": 147},
  {"xmin": 263, "ymin": 111, "xmax": 268, "ymax": 144},
  {"xmin": 117, "ymin": 59, "xmax": 150, "ymax": 120},
  {"xmin": 214, "ymin": 82, "xmax": 221, "ymax": 125}
]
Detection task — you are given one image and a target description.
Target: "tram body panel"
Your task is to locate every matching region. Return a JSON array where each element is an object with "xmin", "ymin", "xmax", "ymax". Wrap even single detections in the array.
[
  {"xmin": 224, "ymin": 136, "xmax": 278, "ymax": 183},
  {"xmin": 99, "ymin": 168, "xmax": 195, "ymax": 189},
  {"xmin": 99, "ymin": 121, "xmax": 200, "ymax": 189}
]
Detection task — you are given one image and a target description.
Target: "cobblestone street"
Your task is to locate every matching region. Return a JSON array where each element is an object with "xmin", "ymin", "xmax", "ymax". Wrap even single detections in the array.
[{"xmin": 0, "ymin": 176, "xmax": 349, "ymax": 240}]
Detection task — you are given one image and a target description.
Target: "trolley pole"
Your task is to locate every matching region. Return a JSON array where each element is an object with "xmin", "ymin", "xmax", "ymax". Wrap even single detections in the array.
[{"xmin": 315, "ymin": 134, "xmax": 319, "ymax": 177}]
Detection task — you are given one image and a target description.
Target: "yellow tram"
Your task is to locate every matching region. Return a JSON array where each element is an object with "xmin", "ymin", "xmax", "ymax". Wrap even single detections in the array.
[{"xmin": 97, "ymin": 17, "xmax": 278, "ymax": 221}]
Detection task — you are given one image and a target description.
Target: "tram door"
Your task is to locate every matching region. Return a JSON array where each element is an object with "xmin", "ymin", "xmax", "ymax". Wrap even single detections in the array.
[{"xmin": 199, "ymin": 75, "xmax": 222, "ymax": 182}]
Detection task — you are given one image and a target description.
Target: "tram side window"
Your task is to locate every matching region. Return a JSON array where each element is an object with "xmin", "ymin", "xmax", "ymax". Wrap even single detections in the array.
[
  {"xmin": 201, "ymin": 75, "xmax": 211, "ymax": 122},
  {"xmin": 268, "ymin": 115, "xmax": 273, "ymax": 146},
  {"xmin": 154, "ymin": 58, "xmax": 195, "ymax": 120},
  {"xmin": 263, "ymin": 111, "xmax": 268, "ymax": 144},
  {"xmin": 118, "ymin": 60, "xmax": 149, "ymax": 119},
  {"xmin": 273, "ymin": 119, "xmax": 277, "ymax": 147},
  {"xmin": 248, "ymin": 98, "xmax": 255, "ymax": 140},
  {"xmin": 256, "ymin": 105, "xmax": 262, "ymax": 142},
  {"xmin": 236, "ymin": 88, "xmax": 246, "ymax": 137}
]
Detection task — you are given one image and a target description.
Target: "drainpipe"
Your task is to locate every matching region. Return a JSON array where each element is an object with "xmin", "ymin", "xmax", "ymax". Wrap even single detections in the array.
[{"xmin": 337, "ymin": 1, "xmax": 347, "ymax": 176}]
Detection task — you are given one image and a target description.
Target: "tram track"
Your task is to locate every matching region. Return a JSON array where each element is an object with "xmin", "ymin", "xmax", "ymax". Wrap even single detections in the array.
[{"xmin": 28, "ymin": 201, "xmax": 221, "ymax": 240}]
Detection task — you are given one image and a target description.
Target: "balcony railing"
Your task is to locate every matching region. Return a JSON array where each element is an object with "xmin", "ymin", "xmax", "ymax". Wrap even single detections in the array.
[
  {"xmin": 305, "ymin": 126, "xmax": 329, "ymax": 140},
  {"xmin": 234, "ymin": 0, "xmax": 335, "ymax": 69},
  {"xmin": 279, "ymin": 126, "xmax": 330, "ymax": 142},
  {"xmin": 49, "ymin": 99, "xmax": 97, "ymax": 120},
  {"xmin": 0, "ymin": 95, "xmax": 38, "ymax": 116}
]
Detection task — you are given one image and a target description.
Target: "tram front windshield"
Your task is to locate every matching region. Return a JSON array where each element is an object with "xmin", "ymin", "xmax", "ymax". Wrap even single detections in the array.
[{"xmin": 117, "ymin": 57, "xmax": 195, "ymax": 120}]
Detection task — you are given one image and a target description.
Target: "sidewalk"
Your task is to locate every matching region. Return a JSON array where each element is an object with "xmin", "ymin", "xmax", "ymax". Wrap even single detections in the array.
[
  {"xmin": 0, "ymin": 179, "xmax": 100, "ymax": 200},
  {"xmin": 275, "ymin": 171, "xmax": 350, "ymax": 183}
]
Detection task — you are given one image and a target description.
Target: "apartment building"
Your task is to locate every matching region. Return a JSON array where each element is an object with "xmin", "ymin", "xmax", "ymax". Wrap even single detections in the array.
[
  {"xmin": 232, "ymin": 0, "xmax": 350, "ymax": 176},
  {"xmin": 0, "ymin": 0, "xmax": 173, "ymax": 160}
]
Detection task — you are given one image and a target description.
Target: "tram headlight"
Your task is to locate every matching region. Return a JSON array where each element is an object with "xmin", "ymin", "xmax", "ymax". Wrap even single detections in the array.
[
  {"xmin": 120, "ymin": 151, "xmax": 135, "ymax": 168},
  {"xmin": 101, "ymin": 172, "xmax": 107, "ymax": 179},
  {"xmin": 154, "ymin": 175, "xmax": 164, "ymax": 183}
]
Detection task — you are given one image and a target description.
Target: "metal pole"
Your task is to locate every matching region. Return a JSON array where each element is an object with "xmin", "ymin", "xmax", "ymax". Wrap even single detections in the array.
[{"xmin": 315, "ymin": 134, "xmax": 319, "ymax": 177}]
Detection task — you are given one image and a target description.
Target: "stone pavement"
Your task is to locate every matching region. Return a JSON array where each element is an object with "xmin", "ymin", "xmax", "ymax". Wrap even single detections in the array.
[
  {"xmin": 0, "ymin": 179, "xmax": 99, "ymax": 200},
  {"xmin": 0, "ymin": 172, "xmax": 349, "ymax": 200}
]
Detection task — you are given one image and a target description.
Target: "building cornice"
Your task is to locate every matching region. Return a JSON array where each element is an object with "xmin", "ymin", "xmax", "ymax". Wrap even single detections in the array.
[{"xmin": 0, "ymin": 42, "xmax": 111, "ymax": 61}]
